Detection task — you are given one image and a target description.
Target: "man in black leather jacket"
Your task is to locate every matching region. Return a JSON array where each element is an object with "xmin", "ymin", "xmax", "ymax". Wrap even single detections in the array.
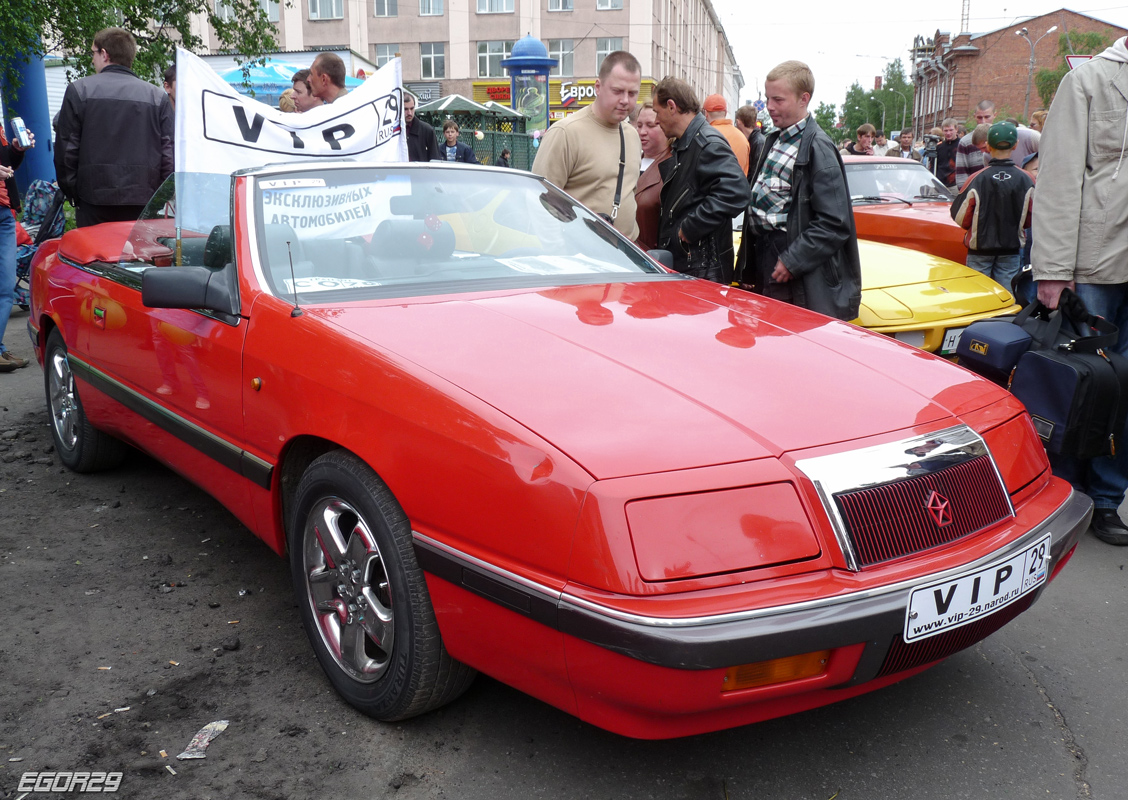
[
  {"xmin": 654, "ymin": 78, "xmax": 750, "ymax": 284},
  {"xmin": 736, "ymin": 60, "xmax": 861, "ymax": 321},
  {"xmin": 403, "ymin": 94, "xmax": 440, "ymax": 163},
  {"xmin": 54, "ymin": 28, "xmax": 174, "ymax": 228}
]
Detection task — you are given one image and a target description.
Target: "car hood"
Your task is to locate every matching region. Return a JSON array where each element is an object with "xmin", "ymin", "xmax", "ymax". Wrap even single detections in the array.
[
  {"xmin": 853, "ymin": 200, "xmax": 957, "ymax": 228},
  {"xmin": 857, "ymin": 241, "xmax": 1016, "ymax": 326},
  {"xmin": 315, "ymin": 279, "xmax": 1003, "ymax": 479}
]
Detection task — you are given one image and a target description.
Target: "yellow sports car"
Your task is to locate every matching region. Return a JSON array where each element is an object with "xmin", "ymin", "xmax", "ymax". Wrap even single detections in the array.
[
  {"xmin": 733, "ymin": 232, "xmax": 1020, "ymax": 355},
  {"xmin": 856, "ymin": 240, "xmax": 1020, "ymax": 355}
]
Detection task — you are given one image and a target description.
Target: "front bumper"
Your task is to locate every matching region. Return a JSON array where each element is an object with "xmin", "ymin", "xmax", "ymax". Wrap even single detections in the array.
[{"xmin": 556, "ymin": 487, "xmax": 1091, "ymax": 676}]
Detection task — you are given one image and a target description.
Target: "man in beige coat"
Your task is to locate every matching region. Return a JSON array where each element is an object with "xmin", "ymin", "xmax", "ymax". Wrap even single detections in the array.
[
  {"xmin": 1032, "ymin": 35, "xmax": 1128, "ymax": 545},
  {"xmin": 532, "ymin": 51, "xmax": 642, "ymax": 239}
]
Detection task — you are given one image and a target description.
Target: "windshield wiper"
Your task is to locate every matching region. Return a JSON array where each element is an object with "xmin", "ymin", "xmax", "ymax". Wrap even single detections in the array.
[
  {"xmin": 851, "ymin": 195, "xmax": 913, "ymax": 206},
  {"xmin": 913, "ymin": 194, "xmax": 952, "ymax": 201}
]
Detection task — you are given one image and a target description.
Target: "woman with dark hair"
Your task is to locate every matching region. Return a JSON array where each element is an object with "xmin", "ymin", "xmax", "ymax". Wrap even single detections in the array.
[
  {"xmin": 633, "ymin": 102, "xmax": 672, "ymax": 252},
  {"xmin": 496, "ymin": 148, "xmax": 511, "ymax": 168}
]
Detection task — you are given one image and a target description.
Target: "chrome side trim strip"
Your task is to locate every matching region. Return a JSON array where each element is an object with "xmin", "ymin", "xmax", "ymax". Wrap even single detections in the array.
[
  {"xmin": 412, "ymin": 532, "xmax": 563, "ymax": 603},
  {"xmin": 69, "ymin": 355, "xmax": 274, "ymax": 490}
]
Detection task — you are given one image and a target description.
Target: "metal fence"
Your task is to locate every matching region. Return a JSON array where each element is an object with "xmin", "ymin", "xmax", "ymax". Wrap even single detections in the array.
[{"xmin": 418, "ymin": 112, "xmax": 536, "ymax": 170}]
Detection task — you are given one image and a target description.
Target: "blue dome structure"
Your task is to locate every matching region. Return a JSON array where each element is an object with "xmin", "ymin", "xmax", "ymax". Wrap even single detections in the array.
[{"xmin": 501, "ymin": 36, "xmax": 558, "ymax": 71}]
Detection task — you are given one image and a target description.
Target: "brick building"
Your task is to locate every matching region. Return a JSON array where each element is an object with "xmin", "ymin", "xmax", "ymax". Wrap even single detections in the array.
[{"xmin": 910, "ymin": 8, "xmax": 1126, "ymax": 135}]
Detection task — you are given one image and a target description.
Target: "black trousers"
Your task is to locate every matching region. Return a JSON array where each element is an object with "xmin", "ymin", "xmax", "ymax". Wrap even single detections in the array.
[{"xmin": 753, "ymin": 228, "xmax": 807, "ymax": 309}]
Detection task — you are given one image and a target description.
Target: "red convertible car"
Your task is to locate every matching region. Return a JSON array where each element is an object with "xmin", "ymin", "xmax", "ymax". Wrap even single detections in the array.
[{"xmin": 29, "ymin": 164, "xmax": 1090, "ymax": 739}]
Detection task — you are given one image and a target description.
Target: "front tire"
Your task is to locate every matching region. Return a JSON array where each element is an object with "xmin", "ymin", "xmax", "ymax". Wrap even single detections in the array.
[
  {"xmin": 44, "ymin": 329, "xmax": 128, "ymax": 472},
  {"xmin": 290, "ymin": 450, "xmax": 475, "ymax": 720}
]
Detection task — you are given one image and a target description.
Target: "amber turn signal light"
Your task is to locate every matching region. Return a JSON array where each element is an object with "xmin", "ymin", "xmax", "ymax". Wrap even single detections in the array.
[{"xmin": 722, "ymin": 650, "xmax": 831, "ymax": 692}]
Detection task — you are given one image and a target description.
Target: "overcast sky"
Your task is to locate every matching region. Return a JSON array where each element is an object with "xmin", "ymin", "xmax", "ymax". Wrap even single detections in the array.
[{"xmin": 711, "ymin": 0, "xmax": 1128, "ymax": 112}]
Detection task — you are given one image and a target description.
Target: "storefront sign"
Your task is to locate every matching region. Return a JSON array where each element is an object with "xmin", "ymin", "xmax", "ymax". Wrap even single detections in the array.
[
  {"xmin": 404, "ymin": 81, "xmax": 443, "ymax": 102},
  {"xmin": 473, "ymin": 79, "xmax": 655, "ymax": 117}
]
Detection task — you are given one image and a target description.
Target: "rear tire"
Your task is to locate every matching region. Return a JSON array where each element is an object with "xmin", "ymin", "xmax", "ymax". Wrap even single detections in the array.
[
  {"xmin": 44, "ymin": 329, "xmax": 128, "ymax": 473},
  {"xmin": 290, "ymin": 450, "xmax": 475, "ymax": 720}
]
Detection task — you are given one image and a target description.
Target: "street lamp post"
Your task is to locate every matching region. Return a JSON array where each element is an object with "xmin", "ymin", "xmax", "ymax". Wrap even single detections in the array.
[
  {"xmin": 871, "ymin": 95, "xmax": 886, "ymax": 135},
  {"xmin": 1016, "ymin": 25, "xmax": 1058, "ymax": 121},
  {"xmin": 889, "ymin": 89, "xmax": 908, "ymax": 134}
]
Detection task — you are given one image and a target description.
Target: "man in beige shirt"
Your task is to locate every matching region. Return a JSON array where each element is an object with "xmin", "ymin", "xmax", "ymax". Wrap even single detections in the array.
[{"xmin": 532, "ymin": 51, "xmax": 642, "ymax": 239}]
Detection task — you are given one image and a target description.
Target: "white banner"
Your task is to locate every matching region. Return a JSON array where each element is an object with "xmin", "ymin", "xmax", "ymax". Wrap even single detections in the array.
[
  {"xmin": 259, "ymin": 177, "xmax": 380, "ymax": 239},
  {"xmin": 174, "ymin": 48, "xmax": 407, "ymax": 175}
]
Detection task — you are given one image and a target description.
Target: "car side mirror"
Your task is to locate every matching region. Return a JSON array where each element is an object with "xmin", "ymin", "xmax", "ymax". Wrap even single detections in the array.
[
  {"xmin": 647, "ymin": 249, "xmax": 674, "ymax": 270},
  {"xmin": 142, "ymin": 265, "xmax": 239, "ymax": 317}
]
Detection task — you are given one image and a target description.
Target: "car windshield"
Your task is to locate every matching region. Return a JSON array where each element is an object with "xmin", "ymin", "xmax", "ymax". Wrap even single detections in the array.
[
  {"xmin": 846, "ymin": 162, "xmax": 953, "ymax": 205},
  {"xmin": 250, "ymin": 165, "xmax": 665, "ymax": 301},
  {"xmin": 117, "ymin": 173, "xmax": 234, "ymax": 273}
]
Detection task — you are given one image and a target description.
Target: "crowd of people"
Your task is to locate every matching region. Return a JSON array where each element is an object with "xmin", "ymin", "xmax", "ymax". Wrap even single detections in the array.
[{"xmin": 529, "ymin": 52, "xmax": 861, "ymax": 320}]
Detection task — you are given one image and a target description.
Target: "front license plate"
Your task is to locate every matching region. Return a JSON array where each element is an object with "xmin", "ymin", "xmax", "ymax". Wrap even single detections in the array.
[
  {"xmin": 940, "ymin": 327, "xmax": 966, "ymax": 354},
  {"xmin": 903, "ymin": 534, "xmax": 1051, "ymax": 642}
]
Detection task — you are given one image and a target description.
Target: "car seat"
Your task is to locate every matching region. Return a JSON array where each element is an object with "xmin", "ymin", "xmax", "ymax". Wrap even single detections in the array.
[
  {"xmin": 368, "ymin": 218, "xmax": 456, "ymax": 278},
  {"xmin": 261, "ymin": 223, "xmax": 313, "ymax": 294}
]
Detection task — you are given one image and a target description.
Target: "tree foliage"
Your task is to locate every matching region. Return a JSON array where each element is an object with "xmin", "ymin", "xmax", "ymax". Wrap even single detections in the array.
[
  {"xmin": 1034, "ymin": 30, "xmax": 1114, "ymax": 110},
  {"xmin": 839, "ymin": 83, "xmax": 869, "ymax": 140},
  {"xmin": 1, "ymin": 0, "xmax": 281, "ymax": 101},
  {"xmin": 837, "ymin": 60, "xmax": 916, "ymax": 141},
  {"xmin": 813, "ymin": 101, "xmax": 837, "ymax": 134}
]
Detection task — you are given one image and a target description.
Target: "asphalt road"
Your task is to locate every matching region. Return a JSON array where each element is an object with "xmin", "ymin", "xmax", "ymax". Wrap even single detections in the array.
[{"xmin": 3, "ymin": 306, "xmax": 1127, "ymax": 800}]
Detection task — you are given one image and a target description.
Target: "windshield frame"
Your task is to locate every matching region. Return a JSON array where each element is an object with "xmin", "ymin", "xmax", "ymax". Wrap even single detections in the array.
[{"xmin": 244, "ymin": 162, "xmax": 674, "ymax": 304}]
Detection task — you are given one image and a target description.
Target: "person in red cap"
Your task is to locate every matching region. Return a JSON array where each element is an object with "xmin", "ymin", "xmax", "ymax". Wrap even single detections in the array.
[{"xmin": 703, "ymin": 94, "xmax": 750, "ymax": 175}]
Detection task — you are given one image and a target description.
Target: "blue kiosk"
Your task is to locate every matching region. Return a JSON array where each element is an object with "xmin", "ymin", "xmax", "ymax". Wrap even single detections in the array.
[{"xmin": 500, "ymin": 36, "xmax": 556, "ymax": 135}]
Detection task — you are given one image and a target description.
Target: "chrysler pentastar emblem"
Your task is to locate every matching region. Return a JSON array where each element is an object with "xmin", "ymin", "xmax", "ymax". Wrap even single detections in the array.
[{"xmin": 926, "ymin": 490, "xmax": 953, "ymax": 527}]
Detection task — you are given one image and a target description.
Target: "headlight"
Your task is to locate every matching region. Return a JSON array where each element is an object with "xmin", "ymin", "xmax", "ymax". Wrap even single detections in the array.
[{"xmin": 626, "ymin": 483, "xmax": 822, "ymax": 581}]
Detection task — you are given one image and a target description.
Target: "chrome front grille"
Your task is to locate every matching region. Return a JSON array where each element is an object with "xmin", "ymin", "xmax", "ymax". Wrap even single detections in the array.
[
  {"xmin": 796, "ymin": 426, "xmax": 1015, "ymax": 571},
  {"xmin": 834, "ymin": 454, "xmax": 1012, "ymax": 566}
]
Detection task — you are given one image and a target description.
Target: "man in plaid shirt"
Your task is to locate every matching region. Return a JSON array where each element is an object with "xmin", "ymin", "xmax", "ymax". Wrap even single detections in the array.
[{"xmin": 737, "ymin": 61, "xmax": 860, "ymax": 320}]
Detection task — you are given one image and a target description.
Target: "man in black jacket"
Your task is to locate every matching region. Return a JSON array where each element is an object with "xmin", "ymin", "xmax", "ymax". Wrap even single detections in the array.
[
  {"xmin": 54, "ymin": 28, "xmax": 174, "ymax": 228},
  {"xmin": 403, "ymin": 94, "xmax": 440, "ymax": 163},
  {"xmin": 935, "ymin": 117, "xmax": 960, "ymax": 187},
  {"xmin": 654, "ymin": 77, "xmax": 750, "ymax": 284},
  {"xmin": 737, "ymin": 60, "xmax": 861, "ymax": 321}
]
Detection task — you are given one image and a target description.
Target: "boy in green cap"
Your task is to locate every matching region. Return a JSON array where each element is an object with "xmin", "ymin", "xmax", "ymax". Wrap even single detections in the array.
[{"xmin": 950, "ymin": 121, "xmax": 1035, "ymax": 289}]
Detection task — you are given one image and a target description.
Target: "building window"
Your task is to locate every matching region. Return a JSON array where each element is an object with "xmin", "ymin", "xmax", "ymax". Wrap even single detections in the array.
[
  {"xmin": 259, "ymin": 0, "xmax": 280, "ymax": 22},
  {"xmin": 548, "ymin": 0, "xmax": 572, "ymax": 9},
  {"xmin": 374, "ymin": 0, "xmax": 397, "ymax": 16},
  {"xmin": 421, "ymin": 42, "xmax": 445, "ymax": 78},
  {"xmin": 596, "ymin": 0, "xmax": 623, "ymax": 8},
  {"xmin": 419, "ymin": 0, "xmax": 443, "ymax": 14},
  {"xmin": 548, "ymin": 39, "xmax": 573, "ymax": 77},
  {"xmin": 478, "ymin": 40, "xmax": 514, "ymax": 78},
  {"xmin": 308, "ymin": 0, "xmax": 343, "ymax": 19},
  {"xmin": 214, "ymin": 0, "xmax": 236, "ymax": 22},
  {"xmin": 476, "ymin": 0, "xmax": 513, "ymax": 12},
  {"xmin": 375, "ymin": 44, "xmax": 398, "ymax": 68},
  {"xmin": 596, "ymin": 37, "xmax": 622, "ymax": 71}
]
